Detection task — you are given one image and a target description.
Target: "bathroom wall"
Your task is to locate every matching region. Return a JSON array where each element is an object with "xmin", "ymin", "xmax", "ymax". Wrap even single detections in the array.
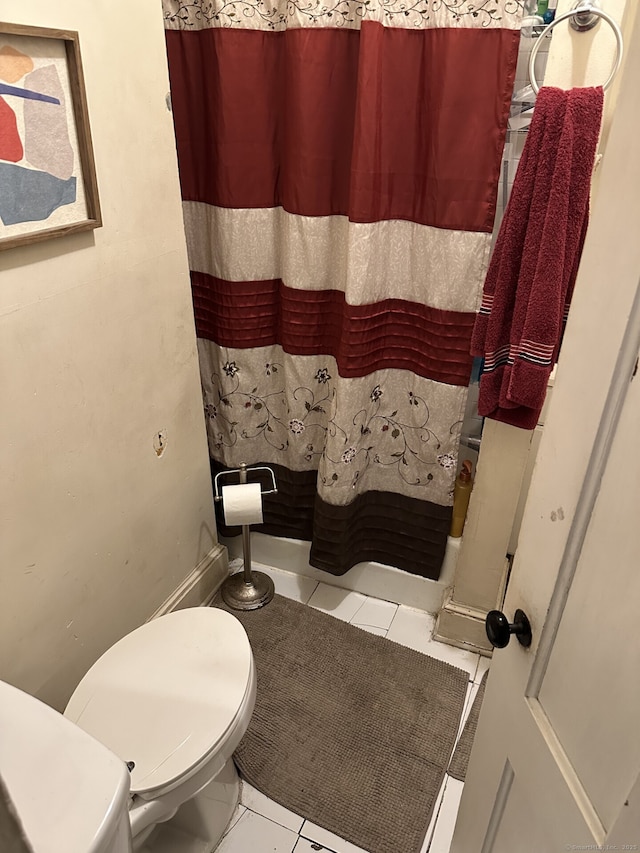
[
  {"xmin": 544, "ymin": 0, "xmax": 634, "ymax": 149},
  {"xmin": 0, "ymin": 1, "xmax": 221, "ymax": 711},
  {"xmin": 436, "ymin": 0, "xmax": 637, "ymax": 651}
]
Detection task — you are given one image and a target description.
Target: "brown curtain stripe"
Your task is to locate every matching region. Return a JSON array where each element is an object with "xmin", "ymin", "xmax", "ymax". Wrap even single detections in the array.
[
  {"xmin": 309, "ymin": 492, "xmax": 452, "ymax": 579},
  {"xmin": 213, "ymin": 461, "xmax": 451, "ymax": 580}
]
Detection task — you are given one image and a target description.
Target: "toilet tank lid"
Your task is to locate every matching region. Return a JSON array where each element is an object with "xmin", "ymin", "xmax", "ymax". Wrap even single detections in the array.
[
  {"xmin": 0, "ymin": 679, "xmax": 130, "ymax": 853},
  {"xmin": 64, "ymin": 607, "xmax": 253, "ymax": 795}
]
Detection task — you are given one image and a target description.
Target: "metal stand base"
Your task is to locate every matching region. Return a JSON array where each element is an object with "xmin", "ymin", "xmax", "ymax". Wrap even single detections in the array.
[{"xmin": 221, "ymin": 570, "xmax": 275, "ymax": 611}]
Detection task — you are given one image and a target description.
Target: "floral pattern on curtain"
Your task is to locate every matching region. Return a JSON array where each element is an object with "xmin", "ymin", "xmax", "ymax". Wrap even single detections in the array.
[{"xmin": 163, "ymin": 0, "xmax": 523, "ymax": 578}]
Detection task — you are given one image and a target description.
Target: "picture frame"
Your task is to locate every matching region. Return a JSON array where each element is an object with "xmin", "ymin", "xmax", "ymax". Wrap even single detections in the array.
[{"xmin": 0, "ymin": 22, "xmax": 101, "ymax": 251}]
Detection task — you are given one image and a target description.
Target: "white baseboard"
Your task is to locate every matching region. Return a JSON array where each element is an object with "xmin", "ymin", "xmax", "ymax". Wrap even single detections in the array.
[
  {"xmin": 434, "ymin": 591, "xmax": 494, "ymax": 655},
  {"xmin": 147, "ymin": 543, "xmax": 229, "ymax": 620}
]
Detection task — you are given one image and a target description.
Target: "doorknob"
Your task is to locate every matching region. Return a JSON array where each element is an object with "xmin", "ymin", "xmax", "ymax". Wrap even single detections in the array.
[{"xmin": 485, "ymin": 609, "xmax": 532, "ymax": 649}]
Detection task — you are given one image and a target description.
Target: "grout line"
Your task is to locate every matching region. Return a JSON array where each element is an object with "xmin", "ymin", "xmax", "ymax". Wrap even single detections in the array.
[
  {"xmin": 348, "ymin": 597, "xmax": 368, "ymax": 625},
  {"xmin": 222, "ymin": 803, "xmax": 247, "ymax": 839},
  {"xmin": 352, "ymin": 625, "xmax": 389, "ymax": 639},
  {"xmin": 421, "ymin": 777, "xmax": 449, "ymax": 853},
  {"xmin": 471, "ymin": 655, "xmax": 481, "ymax": 682},
  {"xmin": 427, "ymin": 774, "xmax": 465, "ymax": 853},
  {"xmin": 473, "ymin": 657, "xmax": 491, "ymax": 685},
  {"xmin": 452, "ymin": 682, "xmax": 476, "ymax": 750},
  {"xmin": 298, "ymin": 829, "xmax": 339, "ymax": 853},
  {"xmin": 387, "ymin": 606, "xmax": 401, "ymax": 632},
  {"xmin": 243, "ymin": 806, "xmax": 303, "ymax": 835},
  {"xmin": 303, "ymin": 581, "xmax": 320, "ymax": 604}
]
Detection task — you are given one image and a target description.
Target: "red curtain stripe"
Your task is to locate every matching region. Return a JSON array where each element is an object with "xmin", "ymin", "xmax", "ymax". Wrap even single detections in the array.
[
  {"xmin": 166, "ymin": 21, "xmax": 519, "ymax": 232},
  {"xmin": 192, "ymin": 272, "xmax": 475, "ymax": 386}
]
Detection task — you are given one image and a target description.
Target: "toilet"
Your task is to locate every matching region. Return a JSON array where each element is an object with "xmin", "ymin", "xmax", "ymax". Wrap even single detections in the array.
[{"xmin": 0, "ymin": 606, "xmax": 256, "ymax": 852}]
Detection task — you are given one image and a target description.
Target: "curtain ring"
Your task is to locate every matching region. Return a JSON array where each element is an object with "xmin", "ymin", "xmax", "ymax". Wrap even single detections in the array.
[{"xmin": 528, "ymin": 2, "xmax": 624, "ymax": 95}]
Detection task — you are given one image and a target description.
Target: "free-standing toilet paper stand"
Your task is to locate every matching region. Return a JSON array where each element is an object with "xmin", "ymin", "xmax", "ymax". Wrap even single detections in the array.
[{"xmin": 213, "ymin": 462, "xmax": 277, "ymax": 610}]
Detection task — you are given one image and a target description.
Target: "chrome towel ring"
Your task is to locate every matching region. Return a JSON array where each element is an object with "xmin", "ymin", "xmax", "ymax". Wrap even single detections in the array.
[{"xmin": 529, "ymin": 1, "xmax": 624, "ymax": 95}]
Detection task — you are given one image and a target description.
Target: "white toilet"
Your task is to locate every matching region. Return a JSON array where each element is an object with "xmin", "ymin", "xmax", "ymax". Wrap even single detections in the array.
[{"xmin": 0, "ymin": 606, "xmax": 256, "ymax": 852}]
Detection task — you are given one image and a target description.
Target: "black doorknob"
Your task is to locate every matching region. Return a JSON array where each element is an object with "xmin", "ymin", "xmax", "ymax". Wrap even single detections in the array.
[{"xmin": 485, "ymin": 609, "xmax": 532, "ymax": 649}]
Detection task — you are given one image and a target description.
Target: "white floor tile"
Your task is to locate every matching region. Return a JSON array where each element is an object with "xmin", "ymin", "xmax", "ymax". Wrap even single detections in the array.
[
  {"xmin": 216, "ymin": 810, "xmax": 298, "ymax": 853},
  {"xmin": 474, "ymin": 654, "xmax": 491, "ymax": 684},
  {"xmin": 386, "ymin": 607, "xmax": 479, "ymax": 678},
  {"xmin": 355, "ymin": 624, "xmax": 387, "ymax": 637},
  {"xmin": 350, "ymin": 597, "xmax": 397, "ymax": 631},
  {"xmin": 300, "ymin": 822, "xmax": 371, "ymax": 853},
  {"xmin": 241, "ymin": 782, "xmax": 304, "ymax": 832},
  {"xmin": 385, "ymin": 606, "xmax": 436, "ymax": 653},
  {"xmin": 222, "ymin": 803, "xmax": 247, "ymax": 839},
  {"xmin": 423, "ymin": 637, "xmax": 479, "ymax": 680},
  {"xmin": 307, "ymin": 583, "xmax": 368, "ymax": 622},
  {"xmin": 453, "ymin": 681, "xmax": 480, "ymax": 748},
  {"xmin": 252, "ymin": 563, "xmax": 319, "ymax": 605},
  {"xmin": 427, "ymin": 777, "xmax": 465, "ymax": 853},
  {"xmin": 419, "ymin": 775, "xmax": 448, "ymax": 853},
  {"xmin": 293, "ymin": 838, "xmax": 337, "ymax": 853},
  {"xmin": 141, "ymin": 824, "xmax": 209, "ymax": 853},
  {"xmin": 228, "ymin": 557, "xmax": 245, "ymax": 574}
]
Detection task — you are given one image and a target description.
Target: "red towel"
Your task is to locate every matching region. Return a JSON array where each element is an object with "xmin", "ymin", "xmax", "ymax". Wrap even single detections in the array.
[{"xmin": 471, "ymin": 86, "xmax": 603, "ymax": 430}]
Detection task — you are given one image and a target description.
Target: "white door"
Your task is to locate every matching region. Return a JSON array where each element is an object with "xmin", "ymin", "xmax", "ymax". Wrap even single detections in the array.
[{"xmin": 450, "ymin": 10, "xmax": 640, "ymax": 853}]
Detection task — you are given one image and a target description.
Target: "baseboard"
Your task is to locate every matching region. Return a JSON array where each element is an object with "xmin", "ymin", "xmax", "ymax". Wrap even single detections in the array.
[
  {"xmin": 434, "ymin": 592, "xmax": 493, "ymax": 655},
  {"xmin": 147, "ymin": 543, "xmax": 229, "ymax": 620}
]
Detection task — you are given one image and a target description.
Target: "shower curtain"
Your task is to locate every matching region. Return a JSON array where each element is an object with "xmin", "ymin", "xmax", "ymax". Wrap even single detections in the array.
[{"xmin": 163, "ymin": 0, "xmax": 522, "ymax": 579}]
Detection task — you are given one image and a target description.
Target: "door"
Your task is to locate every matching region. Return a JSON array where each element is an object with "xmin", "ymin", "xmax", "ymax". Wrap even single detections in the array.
[{"xmin": 450, "ymin": 9, "xmax": 640, "ymax": 853}]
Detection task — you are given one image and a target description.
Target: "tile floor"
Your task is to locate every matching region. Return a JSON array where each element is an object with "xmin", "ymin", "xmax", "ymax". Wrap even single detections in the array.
[{"xmin": 217, "ymin": 562, "xmax": 490, "ymax": 853}]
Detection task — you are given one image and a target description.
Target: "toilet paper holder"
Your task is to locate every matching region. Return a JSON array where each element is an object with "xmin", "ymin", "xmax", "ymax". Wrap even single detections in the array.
[
  {"xmin": 213, "ymin": 463, "xmax": 277, "ymax": 611},
  {"xmin": 212, "ymin": 463, "xmax": 278, "ymax": 504}
]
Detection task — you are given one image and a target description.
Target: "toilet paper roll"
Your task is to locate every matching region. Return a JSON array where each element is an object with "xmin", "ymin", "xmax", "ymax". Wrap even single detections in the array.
[{"xmin": 221, "ymin": 482, "xmax": 264, "ymax": 526}]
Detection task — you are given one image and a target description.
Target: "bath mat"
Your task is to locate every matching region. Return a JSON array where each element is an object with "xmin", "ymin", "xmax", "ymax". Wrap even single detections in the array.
[
  {"xmin": 214, "ymin": 593, "xmax": 468, "ymax": 853},
  {"xmin": 448, "ymin": 670, "xmax": 488, "ymax": 782}
]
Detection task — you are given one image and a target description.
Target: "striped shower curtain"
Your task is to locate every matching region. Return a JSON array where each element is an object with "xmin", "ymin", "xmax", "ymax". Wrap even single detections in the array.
[{"xmin": 163, "ymin": 0, "xmax": 522, "ymax": 579}]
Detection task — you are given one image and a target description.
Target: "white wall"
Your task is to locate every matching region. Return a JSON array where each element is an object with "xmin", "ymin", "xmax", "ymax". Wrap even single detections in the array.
[
  {"xmin": 0, "ymin": 0, "xmax": 220, "ymax": 711},
  {"xmin": 545, "ymin": 0, "xmax": 636, "ymax": 194},
  {"xmin": 437, "ymin": 0, "xmax": 636, "ymax": 650}
]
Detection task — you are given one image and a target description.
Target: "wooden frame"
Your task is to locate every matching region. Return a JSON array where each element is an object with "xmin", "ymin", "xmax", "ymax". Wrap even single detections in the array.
[{"xmin": 0, "ymin": 22, "xmax": 101, "ymax": 250}]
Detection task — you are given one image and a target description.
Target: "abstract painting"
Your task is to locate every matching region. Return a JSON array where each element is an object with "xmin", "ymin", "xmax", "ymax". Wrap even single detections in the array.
[{"xmin": 0, "ymin": 23, "xmax": 101, "ymax": 250}]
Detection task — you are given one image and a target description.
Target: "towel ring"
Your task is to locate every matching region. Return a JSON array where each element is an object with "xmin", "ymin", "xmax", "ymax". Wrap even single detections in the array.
[{"xmin": 529, "ymin": 1, "xmax": 624, "ymax": 95}]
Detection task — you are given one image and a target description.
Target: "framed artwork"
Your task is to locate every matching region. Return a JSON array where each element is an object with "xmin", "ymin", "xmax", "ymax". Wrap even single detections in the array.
[{"xmin": 0, "ymin": 22, "xmax": 101, "ymax": 251}]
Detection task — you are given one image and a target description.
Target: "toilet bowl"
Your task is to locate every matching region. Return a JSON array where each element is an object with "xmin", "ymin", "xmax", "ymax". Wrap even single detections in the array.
[
  {"xmin": 63, "ymin": 606, "xmax": 256, "ymax": 851},
  {"xmin": 0, "ymin": 606, "xmax": 255, "ymax": 852}
]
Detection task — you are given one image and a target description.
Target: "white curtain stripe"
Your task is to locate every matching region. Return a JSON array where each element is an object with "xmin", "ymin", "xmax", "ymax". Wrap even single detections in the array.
[
  {"xmin": 198, "ymin": 341, "xmax": 466, "ymax": 506},
  {"xmin": 184, "ymin": 202, "xmax": 490, "ymax": 314},
  {"xmin": 164, "ymin": 0, "xmax": 525, "ymax": 32}
]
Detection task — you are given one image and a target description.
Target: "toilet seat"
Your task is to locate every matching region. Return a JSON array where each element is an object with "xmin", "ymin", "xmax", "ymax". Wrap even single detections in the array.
[{"xmin": 64, "ymin": 607, "xmax": 253, "ymax": 797}]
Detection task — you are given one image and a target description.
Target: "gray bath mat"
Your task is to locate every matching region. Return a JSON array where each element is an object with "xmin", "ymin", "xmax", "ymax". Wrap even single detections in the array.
[
  {"xmin": 214, "ymin": 593, "xmax": 468, "ymax": 853},
  {"xmin": 448, "ymin": 670, "xmax": 488, "ymax": 782}
]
